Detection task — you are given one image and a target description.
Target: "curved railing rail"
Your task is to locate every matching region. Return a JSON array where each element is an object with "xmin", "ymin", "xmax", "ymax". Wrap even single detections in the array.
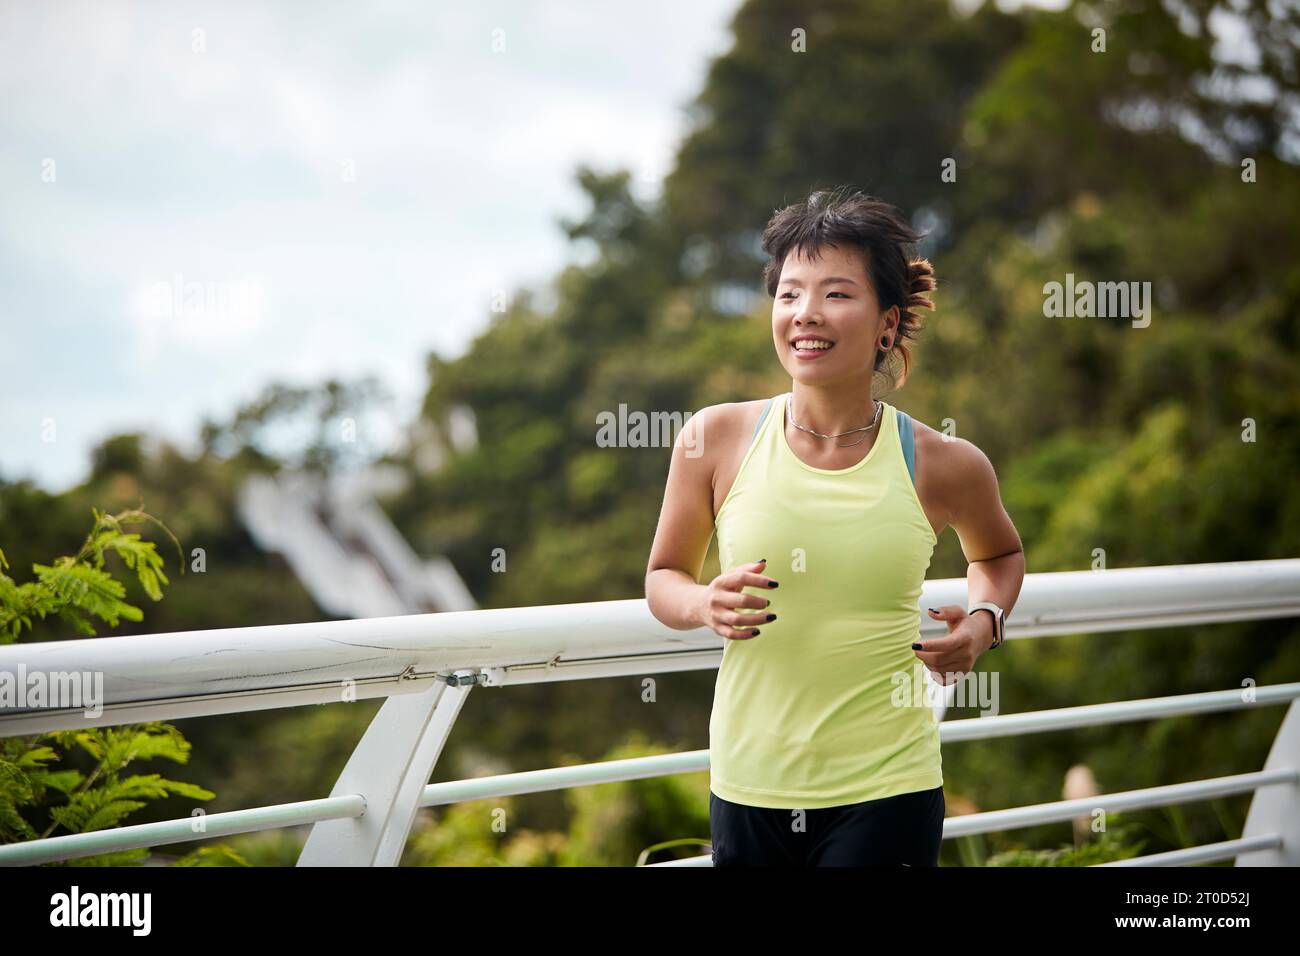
[{"xmin": 1, "ymin": 559, "xmax": 1297, "ymax": 867}]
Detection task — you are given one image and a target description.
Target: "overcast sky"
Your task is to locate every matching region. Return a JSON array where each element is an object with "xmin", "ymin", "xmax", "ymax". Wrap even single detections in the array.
[{"xmin": 0, "ymin": 0, "xmax": 748, "ymax": 492}]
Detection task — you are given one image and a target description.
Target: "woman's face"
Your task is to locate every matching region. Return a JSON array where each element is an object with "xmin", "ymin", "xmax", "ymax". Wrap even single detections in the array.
[{"xmin": 771, "ymin": 243, "xmax": 896, "ymax": 385}]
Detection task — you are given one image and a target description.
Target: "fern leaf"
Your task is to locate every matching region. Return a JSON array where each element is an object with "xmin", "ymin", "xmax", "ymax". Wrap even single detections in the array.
[
  {"xmin": 99, "ymin": 724, "xmax": 193, "ymax": 769},
  {"xmin": 55, "ymin": 605, "xmax": 99, "ymax": 637},
  {"xmin": 32, "ymin": 769, "xmax": 85, "ymax": 795},
  {"xmin": 50, "ymin": 787, "xmax": 148, "ymax": 833},
  {"xmin": 0, "ymin": 801, "xmax": 40, "ymax": 841},
  {"xmin": 14, "ymin": 744, "xmax": 61, "ymax": 770},
  {"xmin": 32, "ymin": 562, "xmax": 143, "ymax": 628},
  {"xmin": 105, "ymin": 533, "xmax": 170, "ymax": 601},
  {"xmin": 81, "ymin": 799, "xmax": 148, "ymax": 832},
  {"xmin": 0, "ymin": 758, "xmax": 35, "ymax": 804},
  {"xmin": 116, "ymin": 773, "xmax": 215, "ymax": 802}
]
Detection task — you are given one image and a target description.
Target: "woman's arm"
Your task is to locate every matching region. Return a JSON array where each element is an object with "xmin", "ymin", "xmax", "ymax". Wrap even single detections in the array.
[
  {"xmin": 950, "ymin": 437, "xmax": 1025, "ymax": 647},
  {"xmin": 644, "ymin": 406, "xmax": 720, "ymax": 630},
  {"xmin": 915, "ymin": 435, "xmax": 1025, "ymax": 678},
  {"xmin": 645, "ymin": 404, "xmax": 777, "ymax": 639}
]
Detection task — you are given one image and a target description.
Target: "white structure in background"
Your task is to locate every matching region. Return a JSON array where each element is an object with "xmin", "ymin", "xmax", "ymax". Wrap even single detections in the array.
[
  {"xmin": 236, "ymin": 464, "xmax": 476, "ymax": 619},
  {"xmin": 409, "ymin": 404, "xmax": 478, "ymax": 476}
]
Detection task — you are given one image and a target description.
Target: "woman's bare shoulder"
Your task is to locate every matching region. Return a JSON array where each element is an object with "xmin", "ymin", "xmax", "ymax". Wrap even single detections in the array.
[
  {"xmin": 912, "ymin": 418, "xmax": 993, "ymax": 472},
  {"xmin": 692, "ymin": 398, "xmax": 776, "ymax": 514},
  {"xmin": 911, "ymin": 417, "xmax": 999, "ymax": 519},
  {"xmin": 689, "ymin": 397, "xmax": 773, "ymax": 451}
]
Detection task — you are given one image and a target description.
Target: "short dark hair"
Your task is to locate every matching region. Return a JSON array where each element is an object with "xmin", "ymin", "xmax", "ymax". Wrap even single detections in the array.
[{"xmin": 761, "ymin": 186, "xmax": 936, "ymax": 389}]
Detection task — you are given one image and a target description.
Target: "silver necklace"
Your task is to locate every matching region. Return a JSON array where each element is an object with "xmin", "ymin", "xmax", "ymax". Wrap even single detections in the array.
[{"xmin": 786, "ymin": 393, "xmax": 882, "ymax": 448}]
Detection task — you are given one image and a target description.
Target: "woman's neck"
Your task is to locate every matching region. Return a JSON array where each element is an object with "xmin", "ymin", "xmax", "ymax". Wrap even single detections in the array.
[{"xmin": 789, "ymin": 381, "xmax": 878, "ymax": 436}]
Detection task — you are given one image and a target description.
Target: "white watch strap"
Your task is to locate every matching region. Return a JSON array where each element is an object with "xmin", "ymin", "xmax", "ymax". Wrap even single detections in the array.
[{"xmin": 967, "ymin": 601, "xmax": 1004, "ymax": 648}]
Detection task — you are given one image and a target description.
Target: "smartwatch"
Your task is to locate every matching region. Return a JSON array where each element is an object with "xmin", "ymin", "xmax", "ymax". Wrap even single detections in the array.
[{"xmin": 967, "ymin": 601, "xmax": 1006, "ymax": 650}]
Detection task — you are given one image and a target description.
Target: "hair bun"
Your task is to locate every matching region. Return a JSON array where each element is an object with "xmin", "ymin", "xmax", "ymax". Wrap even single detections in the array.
[{"xmin": 907, "ymin": 257, "xmax": 937, "ymax": 305}]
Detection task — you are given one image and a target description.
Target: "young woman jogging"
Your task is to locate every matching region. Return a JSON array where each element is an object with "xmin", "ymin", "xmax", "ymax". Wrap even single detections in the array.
[{"xmin": 645, "ymin": 187, "xmax": 1025, "ymax": 866}]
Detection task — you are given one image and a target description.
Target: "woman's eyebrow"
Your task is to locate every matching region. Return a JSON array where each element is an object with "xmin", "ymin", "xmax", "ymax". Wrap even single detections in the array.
[{"xmin": 779, "ymin": 276, "xmax": 860, "ymax": 287}]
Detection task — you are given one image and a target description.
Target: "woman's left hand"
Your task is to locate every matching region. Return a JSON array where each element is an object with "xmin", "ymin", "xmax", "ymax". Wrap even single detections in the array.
[{"xmin": 912, "ymin": 605, "xmax": 994, "ymax": 685}]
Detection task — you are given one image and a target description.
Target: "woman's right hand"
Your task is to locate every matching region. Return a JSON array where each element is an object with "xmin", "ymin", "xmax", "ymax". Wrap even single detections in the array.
[{"xmin": 696, "ymin": 558, "xmax": 777, "ymax": 640}]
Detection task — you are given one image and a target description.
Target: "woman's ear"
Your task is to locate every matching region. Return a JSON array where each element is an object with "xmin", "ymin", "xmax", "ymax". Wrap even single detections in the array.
[{"xmin": 882, "ymin": 304, "xmax": 901, "ymax": 338}]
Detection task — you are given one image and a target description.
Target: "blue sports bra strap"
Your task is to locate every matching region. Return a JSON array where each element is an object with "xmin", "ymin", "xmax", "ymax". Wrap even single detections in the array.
[
  {"xmin": 896, "ymin": 408, "xmax": 917, "ymax": 485},
  {"xmin": 749, "ymin": 395, "xmax": 776, "ymax": 449}
]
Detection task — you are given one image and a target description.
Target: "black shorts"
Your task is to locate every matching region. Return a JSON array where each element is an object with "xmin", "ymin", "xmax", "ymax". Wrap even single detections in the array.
[{"xmin": 709, "ymin": 785, "xmax": 945, "ymax": 867}]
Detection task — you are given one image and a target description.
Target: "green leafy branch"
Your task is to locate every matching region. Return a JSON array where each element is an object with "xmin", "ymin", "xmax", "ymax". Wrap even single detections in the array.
[
  {"xmin": 0, "ymin": 507, "xmax": 247, "ymax": 866},
  {"xmin": 1, "ymin": 724, "xmax": 220, "ymax": 865},
  {"xmin": 0, "ymin": 506, "xmax": 182, "ymax": 644}
]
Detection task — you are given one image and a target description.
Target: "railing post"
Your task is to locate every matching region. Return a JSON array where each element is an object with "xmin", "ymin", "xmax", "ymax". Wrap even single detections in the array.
[
  {"xmin": 1236, "ymin": 698, "xmax": 1300, "ymax": 866},
  {"xmin": 297, "ymin": 676, "xmax": 473, "ymax": 866}
]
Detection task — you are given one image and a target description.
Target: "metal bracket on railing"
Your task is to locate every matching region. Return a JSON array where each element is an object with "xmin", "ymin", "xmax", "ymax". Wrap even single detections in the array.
[
  {"xmin": 478, "ymin": 656, "xmax": 564, "ymax": 687},
  {"xmin": 395, "ymin": 664, "xmax": 458, "ymax": 686},
  {"xmin": 394, "ymin": 665, "xmax": 483, "ymax": 686},
  {"xmin": 440, "ymin": 669, "xmax": 486, "ymax": 688},
  {"xmin": 476, "ymin": 656, "xmax": 564, "ymax": 687}
]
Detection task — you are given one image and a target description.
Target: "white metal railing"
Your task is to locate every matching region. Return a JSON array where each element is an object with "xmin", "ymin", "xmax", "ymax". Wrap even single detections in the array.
[{"xmin": 1, "ymin": 559, "xmax": 1297, "ymax": 867}]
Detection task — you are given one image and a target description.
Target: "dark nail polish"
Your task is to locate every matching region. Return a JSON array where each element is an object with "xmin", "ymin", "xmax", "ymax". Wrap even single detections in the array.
[
  {"xmin": 751, "ymin": 628, "xmax": 761, "ymax": 636},
  {"xmin": 766, "ymin": 613, "xmax": 776, "ymax": 621},
  {"xmin": 768, "ymin": 581, "xmax": 779, "ymax": 588},
  {"xmin": 911, "ymin": 642, "xmax": 923, "ymax": 650}
]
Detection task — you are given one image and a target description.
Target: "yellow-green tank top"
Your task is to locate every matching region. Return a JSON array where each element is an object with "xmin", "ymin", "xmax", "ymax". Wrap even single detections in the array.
[{"xmin": 709, "ymin": 391, "xmax": 942, "ymax": 809}]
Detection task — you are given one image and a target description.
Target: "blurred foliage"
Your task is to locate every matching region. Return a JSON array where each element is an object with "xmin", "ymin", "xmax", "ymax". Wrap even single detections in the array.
[
  {"xmin": 984, "ymin": 818, "xmax": 1147, "ymax": 866},
  {"xmin": 199, "ymin": 375, "xmax": 392, "ymax": 478},
  {"xmin": 2, "ymin": 0, "xmax": 1299, "ymax": 864}
]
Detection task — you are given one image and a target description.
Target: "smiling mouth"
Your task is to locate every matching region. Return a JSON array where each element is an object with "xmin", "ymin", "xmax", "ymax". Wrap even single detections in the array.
[{"xmin": 791, "ymin": 340, "xmax": 835, "ymax": 352}]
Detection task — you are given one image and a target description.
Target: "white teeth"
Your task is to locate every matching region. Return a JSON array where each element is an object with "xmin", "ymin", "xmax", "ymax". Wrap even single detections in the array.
[{"xmin": 793, "ymin": 340, "xmax": 833, "ymax": 350}]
